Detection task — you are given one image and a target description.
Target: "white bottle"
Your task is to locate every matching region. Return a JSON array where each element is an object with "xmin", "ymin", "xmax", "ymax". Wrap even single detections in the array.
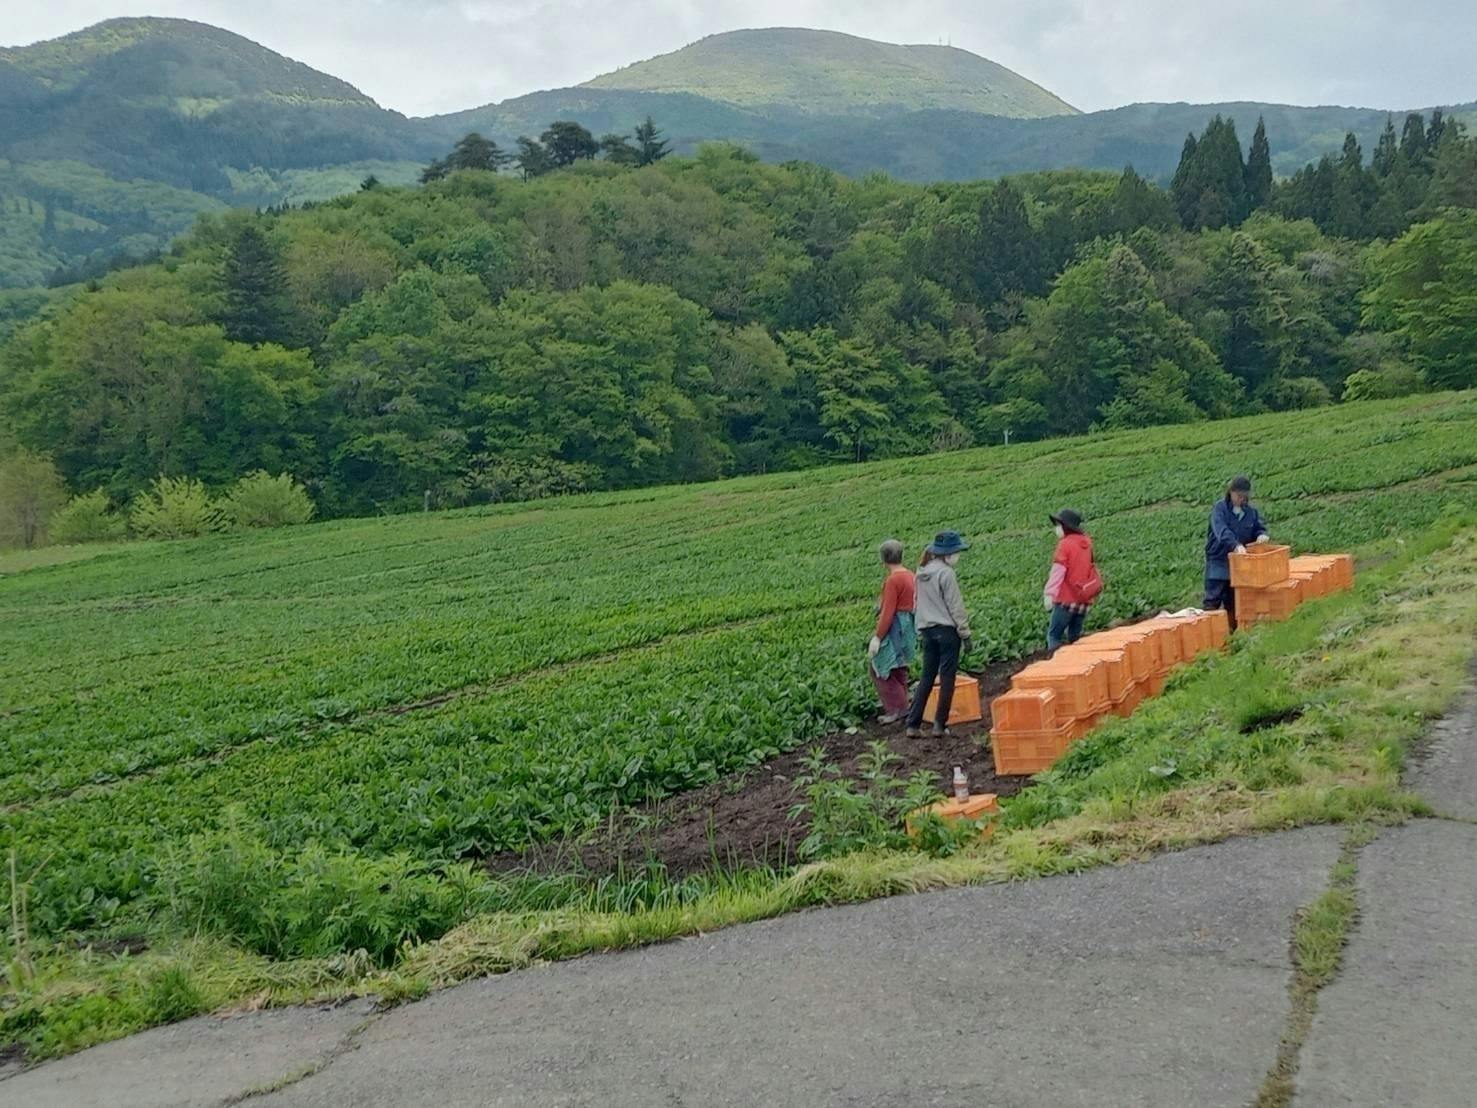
[{"xmin": 952, "ymin": 765, "xmax": 969, "ymax": 803}]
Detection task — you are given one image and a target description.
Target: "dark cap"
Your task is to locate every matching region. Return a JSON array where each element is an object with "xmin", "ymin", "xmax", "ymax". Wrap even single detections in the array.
[
  {"xmin": 1228, "ymin": 475, "xmax": 1252, "ymax": 493},
  {"xmin": 925, "ymin": 530, "xmax": 970, "ymax": 556},
  {"xmin": 1050, "ymin": 509, "xmax": 1084, "ymax": 533}
]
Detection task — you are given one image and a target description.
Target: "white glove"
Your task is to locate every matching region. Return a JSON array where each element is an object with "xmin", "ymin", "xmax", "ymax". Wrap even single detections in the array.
[
  {"xmin": 867, "ymin": 635, "xmax": 881, "ymax": 658},
  {"xmin": 1256, "ymin": 533, "xmax": 1270, "ymax": 544},
  {"xmin": 1234, "ymin": 544, "xmax": 1248, "ymax": 555},
  {"xmin": 1043, "ymin": 592, "xmax": 1054, "ymax": 611}
]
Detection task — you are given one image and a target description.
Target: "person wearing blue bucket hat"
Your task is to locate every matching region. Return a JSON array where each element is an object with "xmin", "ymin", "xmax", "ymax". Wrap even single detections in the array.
[{"xmin": 905, "ymin": 530, "xmax": 973, "ymax": 738}]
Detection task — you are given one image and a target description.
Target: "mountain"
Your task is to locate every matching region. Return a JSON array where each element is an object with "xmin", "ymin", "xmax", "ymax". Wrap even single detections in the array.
[
  {"xmin": 1, "ymin": 18, "xmax": 1474, "ymax": 292},
  {"xmin": 581, "ymin": 28, "xmax": 1078, "ymax": 118}
]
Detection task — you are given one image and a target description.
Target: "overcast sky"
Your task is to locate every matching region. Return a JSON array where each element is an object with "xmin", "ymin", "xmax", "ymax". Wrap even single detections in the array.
[{"xmin": 5, "ymin": 1, "xmax": 1474, "ymax": 118}]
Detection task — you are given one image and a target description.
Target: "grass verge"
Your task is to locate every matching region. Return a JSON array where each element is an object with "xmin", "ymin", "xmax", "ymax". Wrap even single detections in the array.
[{"xmin": 6, "ymin": 517, "xmax": 1477, "ymax": 1061}]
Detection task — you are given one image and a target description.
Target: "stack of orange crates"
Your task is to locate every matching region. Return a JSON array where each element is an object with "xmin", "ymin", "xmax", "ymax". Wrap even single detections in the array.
[
  {"xmin": 988, "ymin": 610, "xmax": 1229, "ymax": 775},
  {"xmin": 985, "ymin": 550, "xmax": 1352, "ymax": 777},
  {"xmin": 1233, "ymin": 546, "xmax": 1354, "ymax": 627}
]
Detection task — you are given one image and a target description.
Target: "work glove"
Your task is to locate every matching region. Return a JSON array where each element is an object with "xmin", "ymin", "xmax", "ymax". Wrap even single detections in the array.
[
  {"xmin": 1234, "ymin": 544, "xmax": 1248, "ymax": 555},
  {"xmin": 1256, "ymin": 533, "xmax": 1270, "ymax": 544},
  {"xmin": 867, "ymin": 635, "xmax": 881, "ymax": 658},
  {"xmin": 961, "ymin": 635, "xmax": 974, "ymax": 655},
  {"xmin": 1043, "ymin": 591, "xmax": 1054, "ymax": 611}
]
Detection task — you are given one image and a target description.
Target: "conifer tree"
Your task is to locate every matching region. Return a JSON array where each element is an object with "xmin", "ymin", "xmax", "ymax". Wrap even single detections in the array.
[
  {"xmin": 221, "ymin": 223, "xmax": 291, "ymax": 346},
  {"xmin": 1245, "ymin": 117, "xmax": 1274, "ymax": 211}
]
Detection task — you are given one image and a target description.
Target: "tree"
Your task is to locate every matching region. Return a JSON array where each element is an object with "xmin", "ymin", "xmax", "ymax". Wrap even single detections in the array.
[
  {"xmin": 634, "ymin": 117, "xmax": 671, "ymax": 166},
  {"xmin": 0, "ymin": 449, "xmax": 66, "ymax": 548},
  {"xmin": 447, "ymin": 132, "xmax": 510, "ymax": 173},
  {"xmin": 1328, "ymin": 133, "xmax": 1375, "ymax": 239},
  {"xmin": 1171, "ymin": 116, "xmax": 1251, "ymax": 230},
  {"xmin": 129, "ymin": 476, "xmax": 228, "ymax": 539},
  {"xmin": 359, "ymin": 174, "xmax": 381, "ymax": 191},
  {"xmin": 221, "ymin": 223, "xmax": 293, "ymax": 346},
  {"xmin": 419, "ymin": 159, "xmax": 449, "ymax": 185},
  {"xmin": 600, "ymin": 133, "xmax": 639, "ymax": 166},
  {"xmin": 540, "ymin": 121, "xmax": 599, "ymax": 167},
  {"xmin": 515, "ymin": 136, "xmax": 553, "ymax": 180},
  {"xmin": 1363, "ymin": 210, "xmax": 1477, "ymax": 390},
  {"xmin": 1372, "ymin": 117, "xmax": 1399, "ymax": 177},
  {"xmin": 782, "ymin": 328, "xmax": 895, "ymax": 462},
  {"xmin": 1244, "ymin": 117, "xmax": 1274, "ymax": 211},
  {"xmin": 972, "ymin": 180, "xmax": 1046, "ymax": 316}
]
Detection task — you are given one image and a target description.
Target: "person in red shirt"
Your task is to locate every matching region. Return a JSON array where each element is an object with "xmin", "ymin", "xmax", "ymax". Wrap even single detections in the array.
[
  {"xmin": 867, "ymin": 539, "xmax": 916, "ymax": 723},
  {"xmin": 1043, "ymin": 509, "xmax": 1102, "ymax": 654}
]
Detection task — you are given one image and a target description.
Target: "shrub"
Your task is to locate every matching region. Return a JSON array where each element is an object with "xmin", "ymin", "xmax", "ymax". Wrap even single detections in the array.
[
  {"xmin": 156, "ymin": 824, "xmax": 475, "ymax": 963},
  {"xmin": 788, "ymin": 742, "xmax": 974, "ymax": 860},
  {"xmin": 0, "ymin": 449, "xmax": 66, "ymax": 549},
  {"xmin": 223, "ymin": 471, "xmax": 316, "ymax": 529},
  {"xmin": 129, "ymin": 477, "xmax": 227, "ymax": 540},
  {"xmin": 49, "ymin": 490, "xmax": 128, "ymax": 545},
  {"xmin": 1342, "ymin": 364, "xmax": 1427, "ymax": 403},
  {"xmin": 139, "ymin": 966, "xmax": 204, "ymax": 1026}
]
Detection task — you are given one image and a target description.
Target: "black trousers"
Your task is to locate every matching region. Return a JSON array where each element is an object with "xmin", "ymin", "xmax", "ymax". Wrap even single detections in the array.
[
  {"xmin": 907, "ymin": 625, "xmax": 961, "ymax": 729},
  {"xmin": 1204, "ymin": 577, "xmax": 1237, "ymax": 629}
]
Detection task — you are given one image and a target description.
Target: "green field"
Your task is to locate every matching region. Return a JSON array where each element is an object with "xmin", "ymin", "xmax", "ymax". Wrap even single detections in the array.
[{"xmin": 4, "ymin": 393, "xmax": 1477, "ymax": 953}]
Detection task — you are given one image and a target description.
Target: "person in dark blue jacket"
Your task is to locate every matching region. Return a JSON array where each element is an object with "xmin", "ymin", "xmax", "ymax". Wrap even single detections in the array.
[{"xmin": 1204, "ymin": 475, "xmax": 1269, "ymax": 628}]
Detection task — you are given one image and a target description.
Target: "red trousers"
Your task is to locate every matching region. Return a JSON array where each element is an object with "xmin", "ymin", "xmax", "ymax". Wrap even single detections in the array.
[{"xmin": 871, "ymin": 665, "xmax": 910, "ymax": 715}]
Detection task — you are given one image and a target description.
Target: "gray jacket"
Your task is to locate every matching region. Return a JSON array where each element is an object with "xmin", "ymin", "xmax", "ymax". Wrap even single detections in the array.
[{"xmin": 914, "ymin": 560, "xmax": 970, "ymax": 637}]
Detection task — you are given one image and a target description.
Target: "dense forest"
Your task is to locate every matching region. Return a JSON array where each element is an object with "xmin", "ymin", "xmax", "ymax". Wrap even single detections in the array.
[{"xmin": 1, "ymin": 111, "xmax": 1475, "ymax": 535}]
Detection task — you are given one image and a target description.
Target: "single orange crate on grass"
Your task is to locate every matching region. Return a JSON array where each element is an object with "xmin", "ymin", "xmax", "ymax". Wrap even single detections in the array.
[
  {"xmin": 1083, "ymin": 627, "xmax": 1156, "ymax": 682},
  {"xmin": 991, "ymin": 720, "xmax": 1080, "ymax": 776},
  {"xmin": 906, "ymin": 793, "xmax": 999, "ymax": 839},
  {"xmin": 989, "ymin": 687, "xmax": 1058, "ymax": 733},
  {"xmin": 922, "ymin": 673, "xmax": 983, "ymax": 725},
  {"xmin": 1055, "ymin": 644, "xmax": 1132, "ymax": 701},
  {"xmin": 1143, "ymin": 670, "xmax": 1168, "ymax": 697},
  {"xmin": 1012, "ymin": 656, "xmax": 1109, "ymax": 718},
  {"xmin": 1230, "ymin": 542, "xmax": 1291, "ymax": 589}
]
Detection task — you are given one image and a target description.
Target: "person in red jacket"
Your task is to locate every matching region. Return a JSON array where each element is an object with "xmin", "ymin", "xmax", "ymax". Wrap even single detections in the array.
[
  {"xmin": 1043, "ymin": 509, "xmax": 1101, "ymax": 654},
  {"xmin": 867, "ymin": 539, "xmax": 916, "ymax": 723}
]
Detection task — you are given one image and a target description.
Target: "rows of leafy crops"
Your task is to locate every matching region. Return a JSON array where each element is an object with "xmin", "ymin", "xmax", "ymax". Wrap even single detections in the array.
[{"xmin": 3, "ymin": 393, "xmax": 1476, "ymax": 940}]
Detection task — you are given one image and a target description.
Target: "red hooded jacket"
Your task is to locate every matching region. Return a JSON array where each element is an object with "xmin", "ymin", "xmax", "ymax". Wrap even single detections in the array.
[{"xmin": 1045, "ymin": 532, "xmax": 1099, "ymax": 606}]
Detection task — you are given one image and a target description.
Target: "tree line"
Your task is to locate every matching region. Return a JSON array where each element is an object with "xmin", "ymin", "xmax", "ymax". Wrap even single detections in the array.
[{"xmin": 1, "ymin": 112, "xmax": 1475, "ymax": 540}]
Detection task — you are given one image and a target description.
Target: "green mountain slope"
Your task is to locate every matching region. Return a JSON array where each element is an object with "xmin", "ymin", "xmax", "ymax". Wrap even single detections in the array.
[
  {"xmin": 1, "ymin": 17, "xmax": 1474, "ymax": 292},
  {"xmin": 0, "ymin": 16, "xmax": 374, "ymax": 106},
  {"xmin": 583, "ymin": 28, "xmax": 1078, "ymax": 117}
]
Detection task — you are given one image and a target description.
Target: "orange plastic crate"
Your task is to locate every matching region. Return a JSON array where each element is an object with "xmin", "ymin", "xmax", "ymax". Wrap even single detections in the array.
[
  {"xmin": 1239, "ymin": 578, "xmax": 1303, "ymax": 625},
  {"xmin": 1056, "ymin": 644, "xmax": 1132, "ymax": 701},
  {"xmin": 991, "ymin": 720, "xmax": 1078, "ymax": 775},
  {"xmin": 1328, "ymin": 553, "xmax": 1355, "ymax": 591},
  {"xmin": 922, "ymin": 673, "xmax": 983, "ymax": 725},
  {"xmin": 1138, "ymin": 620, "xmax": 1185, "ymax": 671},
  {"xmin": 1111, "ymin": 679, "xmax": 1148, "ymax": 718},
  {"xmin": 989, "ymin": 687, "xmax": 1058, "ymax": 733},
  {"xmin": 1143, "ymin": 670, "xmax": 1167, "ymax": 697},
  {"xmin": 1230, "ymin": 542, "xmax": 1291, "ymax": 588},
  {"xmin": 1012, "ymin": 657, "xmax": 1109, "ymax": 718},
  {"xmin": 1083, "ymin": 628, "xmax": 1156, "ymax": 682},
  {"xmin": 1203, "ymin": 608, "xmax": 1231, "ymax": 648},
  {"xmin": 1173, "ymin": 616, "xmax": 1211, "ymax": 659},
  {"xmin": 1288, "ymin": 568, "xmax": 1327, "ymax": 599},
  {"xmin": 906, "ymin": 793, "xmax": 1000, "ymax": 838}
]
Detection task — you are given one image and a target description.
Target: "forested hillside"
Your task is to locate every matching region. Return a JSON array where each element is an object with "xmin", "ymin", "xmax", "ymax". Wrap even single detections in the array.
[
  {"xmin": 2, "ymin": 18, "xmax": 1473, "ymax": 289},
  {"xmin": 2, "ymin": 110, "xmax": 1474, "ymax": 536}
]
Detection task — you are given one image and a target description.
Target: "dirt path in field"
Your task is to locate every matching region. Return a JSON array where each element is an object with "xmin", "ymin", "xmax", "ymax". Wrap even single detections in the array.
[{"xmin": 485, "ymin": 654, "xmax": 1041, "ymax": 881}]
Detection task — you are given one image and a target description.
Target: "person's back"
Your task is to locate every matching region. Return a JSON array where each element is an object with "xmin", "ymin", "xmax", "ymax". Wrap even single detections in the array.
[{"xmin": 915, "ymin": 558, "xmax": 967, "ymax": 631}]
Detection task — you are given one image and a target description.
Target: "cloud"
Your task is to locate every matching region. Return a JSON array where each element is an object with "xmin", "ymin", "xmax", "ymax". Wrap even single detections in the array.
[{"xmin": 3, "ymin": 0, "xmax": 1474, "ymax": 117}]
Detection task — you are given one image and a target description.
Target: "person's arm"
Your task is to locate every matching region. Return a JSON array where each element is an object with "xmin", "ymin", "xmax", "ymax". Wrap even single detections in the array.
[
  {"xmin": 1209, "ymin": 502, "xmax": 1243, "ymax": 556},
  {"xmin": 874, "ymin": 573, "xmax": 900, "ymax": 640},
  {"xmin": 1044, "ymin": 562, "xmax": 1066, "ymax": 610},
  {"xmin": 944, "ymin": 568, "xmax": 971, "ymax": 640}
]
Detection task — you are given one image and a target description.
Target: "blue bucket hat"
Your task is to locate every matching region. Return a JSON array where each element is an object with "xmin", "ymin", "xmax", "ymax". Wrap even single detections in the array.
[{"xmin": 926, "ymin": 530, "xmax": 969, "ymax": 556}]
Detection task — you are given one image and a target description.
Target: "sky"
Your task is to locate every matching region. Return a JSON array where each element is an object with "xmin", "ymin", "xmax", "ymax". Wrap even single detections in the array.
[{"xmin": 4, "ymin": 0, "xmax": 1475, "ymax": 119}]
